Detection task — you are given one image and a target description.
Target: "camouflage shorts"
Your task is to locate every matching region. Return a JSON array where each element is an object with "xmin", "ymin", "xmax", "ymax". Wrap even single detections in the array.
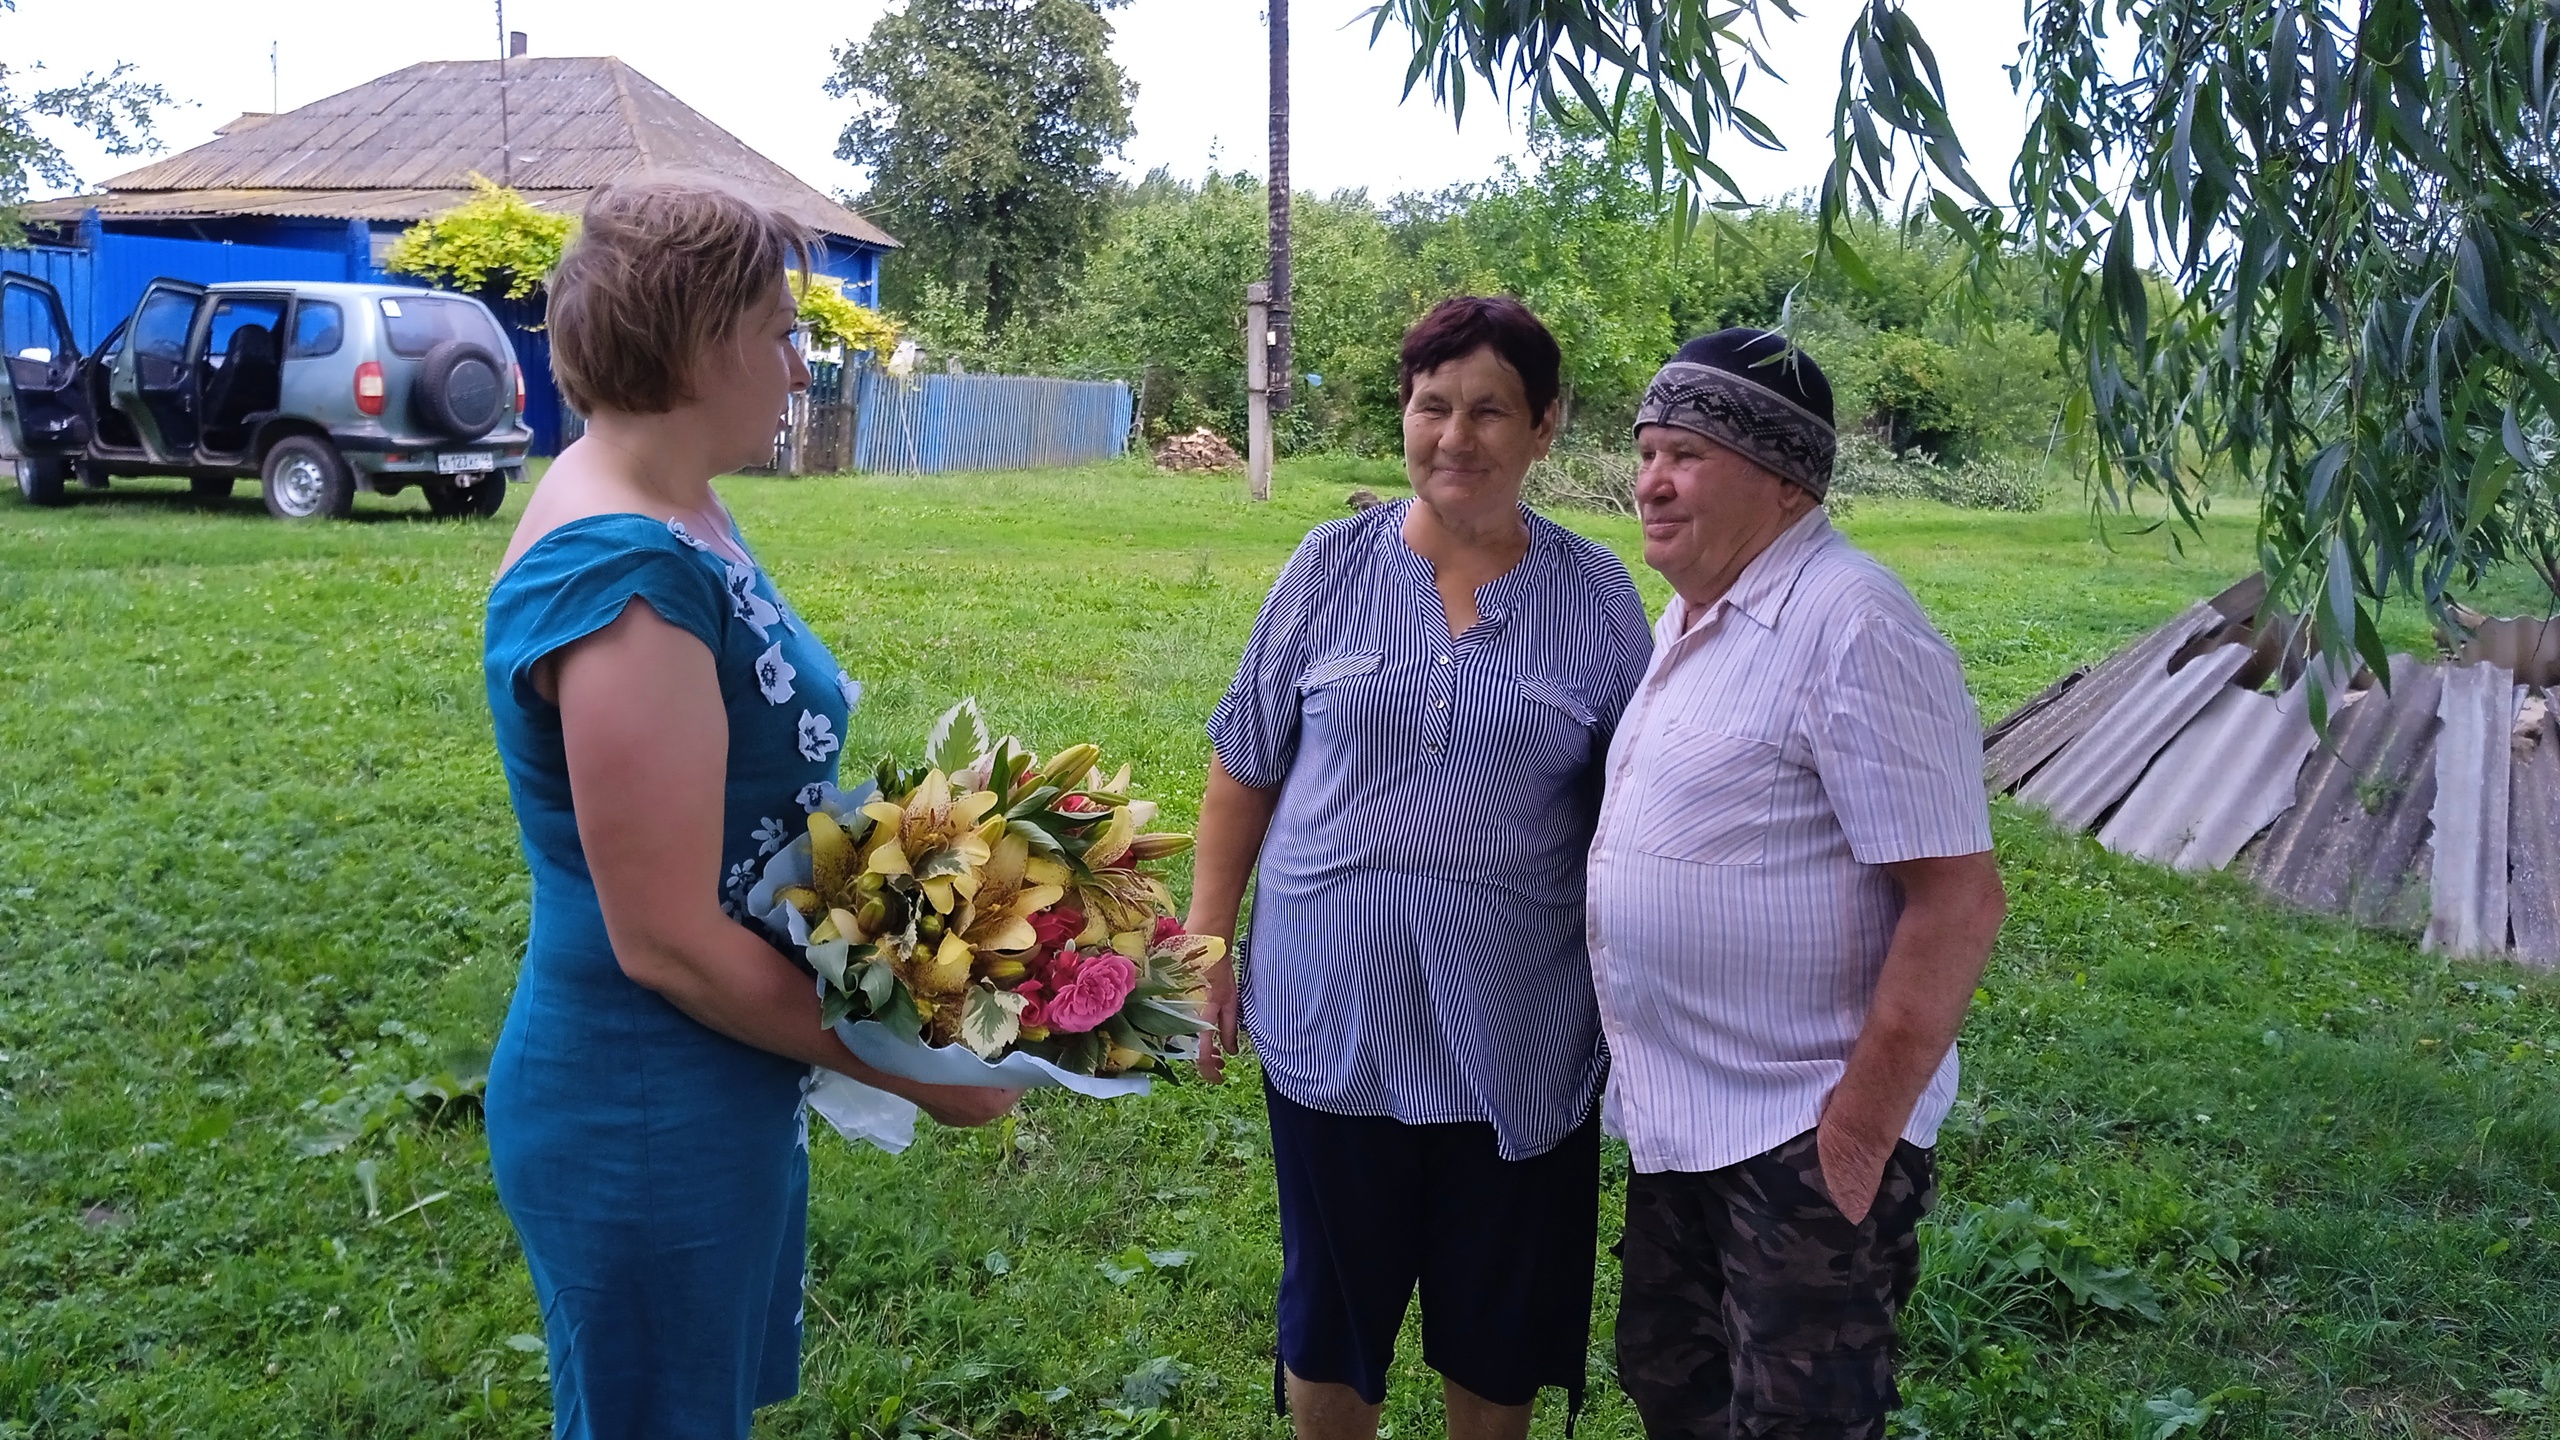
[{"xmin": 1614, "ymin": 1128, "xmax": 1936, "ymax": 1440}]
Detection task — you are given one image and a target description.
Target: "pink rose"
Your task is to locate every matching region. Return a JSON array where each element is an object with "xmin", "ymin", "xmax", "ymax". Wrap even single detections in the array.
[
  {"xmin": 1014, "ymin": 979, "xmax": 1050, "ymax": 1030},
  {"xmin": 1151, "ymin": 916, "xmax": 1186, "ymax": 945},
  {"xmin": 1042, "ymin": 950, "xmax": 1139, "ymax": 1034}
]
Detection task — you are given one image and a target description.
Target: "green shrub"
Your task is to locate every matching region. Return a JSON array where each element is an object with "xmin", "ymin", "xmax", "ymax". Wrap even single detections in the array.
[{"xmin": 383, "ymin": 175, "xmax": 574, "ymax": 301}]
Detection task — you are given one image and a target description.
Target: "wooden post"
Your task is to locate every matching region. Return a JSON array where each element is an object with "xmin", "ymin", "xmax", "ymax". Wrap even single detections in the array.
[{"xmin": 1245, "ymin": 282, "xmax": 1272, "ymax": 502}]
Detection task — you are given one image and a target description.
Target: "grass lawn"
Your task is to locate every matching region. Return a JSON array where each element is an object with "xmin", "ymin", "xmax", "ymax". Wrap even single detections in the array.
[{"xmin": 1, "ymin": 461, "xmax": 2555, "ymax": 1440}]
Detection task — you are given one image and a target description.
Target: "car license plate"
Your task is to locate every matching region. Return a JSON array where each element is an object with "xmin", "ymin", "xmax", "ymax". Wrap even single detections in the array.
[{"xmin": 436, "ymin": 451, "xmax": 496, "ymax": 475}]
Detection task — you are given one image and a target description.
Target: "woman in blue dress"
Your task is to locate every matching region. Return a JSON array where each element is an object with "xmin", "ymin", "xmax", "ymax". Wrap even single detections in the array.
[{"xmin": 481, "ymin": 178, "xmax": 1017, "ymax": 1440}]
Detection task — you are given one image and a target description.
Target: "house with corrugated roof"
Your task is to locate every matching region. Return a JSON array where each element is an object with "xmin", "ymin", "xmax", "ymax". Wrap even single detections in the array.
[{"xmin": 10, "ymin": 54, "xmax": 896, "ymax": 453}]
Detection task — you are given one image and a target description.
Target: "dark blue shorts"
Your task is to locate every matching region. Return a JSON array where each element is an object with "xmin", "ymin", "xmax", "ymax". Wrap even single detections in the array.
[{"xmin": 1264, "ymin": 1078, "xmax": 1601, "ymax": 1414}]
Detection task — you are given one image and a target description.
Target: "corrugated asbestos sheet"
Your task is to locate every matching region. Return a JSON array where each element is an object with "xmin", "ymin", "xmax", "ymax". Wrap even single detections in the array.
[
  {"xmin": 2019, "ymin": 642, "xmax": 2251, "ymax": 832},
  {"xmin": 2512, "ymin": 703, "xmax": 2560, "ymax": 967},
  {"xmin": 2251, "ymin": 655, "xmax": 2443, "ymax": 929},
  {"xmin": 25, "ymin": 58, "xmax": 895, "ymax": 247},
  {"xmin": 2425, "ymin": 662, "xmax": 2515, "ymax": 957},
  {"xmin": 1983, "ymin": 574, "xmax": 2265, "ymax": 792},
  {"xmin": 1989, "ymin": 587, "xmax": 2558, "ymax": 966},
  {"xmin": 2098, "ymin": 679, "xmax": 2321, "ymax": 871}
]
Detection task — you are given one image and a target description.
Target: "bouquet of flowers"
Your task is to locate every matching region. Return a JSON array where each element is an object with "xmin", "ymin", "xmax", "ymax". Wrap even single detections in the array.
[{"xmin": 749, "ymin": 700, "xmax": 1222, "ymax": 1130}]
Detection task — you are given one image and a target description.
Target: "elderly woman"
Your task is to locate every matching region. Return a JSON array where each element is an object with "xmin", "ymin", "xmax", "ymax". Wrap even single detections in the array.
[
  {"xmin": 481, "ymin": 179, "xmax": 1016, "ymax": 1440},
  {"xmin": 1187, "ymin": 296, "xmax": 1654, "ymax": 1440}
]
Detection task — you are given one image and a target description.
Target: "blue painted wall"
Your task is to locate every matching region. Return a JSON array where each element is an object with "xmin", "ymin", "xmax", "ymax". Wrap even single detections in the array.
[{"xmin": 3, "ymin": 207, "xmax": 891, "ymax": 455}]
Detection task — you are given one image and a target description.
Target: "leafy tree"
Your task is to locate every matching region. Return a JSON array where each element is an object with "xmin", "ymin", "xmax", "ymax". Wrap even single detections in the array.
[
  {"xmin": 1376, "ymin": 0, "xmax": 2560, "ymax": 682},
  {"xmin": 0, "ymin": 0, "xmax": 171, "ymax": 245},
  {"xmin": 797, "ymin": 275, "xmax": 901, "ymax": 358},
  {"xmin": 382, "ymin": 177, "xmax": 573, "ymax": 300},
  {"xmin": 829, "ymin": 0, "xmax": 1135, "ymax": 336}
]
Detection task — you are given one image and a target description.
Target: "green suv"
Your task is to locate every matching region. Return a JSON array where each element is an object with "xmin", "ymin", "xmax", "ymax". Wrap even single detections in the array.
[{"xmin": 2, "ymin": 274, "xmax": 532, "ymax": 520}]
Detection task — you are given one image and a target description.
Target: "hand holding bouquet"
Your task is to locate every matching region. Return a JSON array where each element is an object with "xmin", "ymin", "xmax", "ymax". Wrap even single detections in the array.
[{"xmin": 750, "ymin": 700, "xmax": 1224, "ymax": 1134}]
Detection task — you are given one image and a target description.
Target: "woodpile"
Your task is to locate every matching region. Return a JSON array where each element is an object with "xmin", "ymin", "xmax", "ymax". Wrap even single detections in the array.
[{"xmin": 1152, "ymin": 428, "xmax": 1243, "ymax": 473}]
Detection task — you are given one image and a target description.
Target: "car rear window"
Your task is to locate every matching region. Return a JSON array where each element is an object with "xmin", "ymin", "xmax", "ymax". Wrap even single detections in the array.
[{"xmin": 376, "ymin": 296, "xmax": 502, "ymax": 359}]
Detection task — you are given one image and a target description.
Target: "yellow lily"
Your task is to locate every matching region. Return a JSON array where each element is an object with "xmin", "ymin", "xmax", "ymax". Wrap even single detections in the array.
[
  {"xmin": 860, "ymin": 769, "xmax": 1002, "ymax": 913},
  {"xmin": 956, "ymin": 831, "xmax": 1067, "ymax": 959}
]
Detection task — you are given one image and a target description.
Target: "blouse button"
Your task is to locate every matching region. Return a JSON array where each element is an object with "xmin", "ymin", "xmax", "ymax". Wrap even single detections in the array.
[
  {"xmin": 1437, "ymin": 655, "xmax": 1450, "ymax": 665},
  {"xmin": 1434, "ymin": 698, "xmax": 1447, "ymax": 709}
]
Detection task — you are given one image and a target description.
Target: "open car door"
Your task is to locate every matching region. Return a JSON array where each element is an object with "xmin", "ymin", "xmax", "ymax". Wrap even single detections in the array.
[
  {"xmin": 107, "ymin": 278, "xmax": 207, "ymax": 464},
  {"xmin": 0, "ymin": 271, "xmax": 90, "ymax": 465}
]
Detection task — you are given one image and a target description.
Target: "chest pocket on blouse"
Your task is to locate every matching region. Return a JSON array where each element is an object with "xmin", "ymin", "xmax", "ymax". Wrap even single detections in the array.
[
  {"xmin": 1631, "ymin": 725, "xmax": 1783, "ymax": 865},
  {"xmin": 1513, "ymin": 673, "xmax": 1602, "ymax": 772},
  {"xmin": 1297, "ymin": 650, "xmax": 1384, "ymax": 693}
]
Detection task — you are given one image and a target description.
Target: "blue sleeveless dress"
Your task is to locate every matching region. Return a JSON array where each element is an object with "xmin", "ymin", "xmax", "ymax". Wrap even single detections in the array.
[{"xmin": 481, "ymin": 512, "xmax": 857, "ymax": 1439}]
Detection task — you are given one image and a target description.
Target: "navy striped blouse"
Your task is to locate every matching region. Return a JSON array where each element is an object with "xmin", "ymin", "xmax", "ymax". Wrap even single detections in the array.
[{"xmin": 1210, "ymin": 500, "xmax": 1654, "ymax": 1160}]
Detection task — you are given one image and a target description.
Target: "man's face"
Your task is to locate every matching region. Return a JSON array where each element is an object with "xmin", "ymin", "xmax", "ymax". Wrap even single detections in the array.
[{"xmin": 1634, "ymin": 424, "xmax": 1808, "ymax": 598}]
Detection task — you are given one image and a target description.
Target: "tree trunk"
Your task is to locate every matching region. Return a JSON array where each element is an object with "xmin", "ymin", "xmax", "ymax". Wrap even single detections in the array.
[{"xmin": 1268, "ymin": 0, "xmax": 1292, "ymax": 415}]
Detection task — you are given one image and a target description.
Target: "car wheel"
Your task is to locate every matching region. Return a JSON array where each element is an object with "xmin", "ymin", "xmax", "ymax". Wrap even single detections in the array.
[
  {"xmin": 422, "ymin": 477, "xmax": 471, "ymax": 518},
  {"xmin": 414, "ymin": 340, "xmax": 506, "ymax": 442},
  {"xmin": 189, "ymin": 474, "xmax": 236, "ymax": 505},
  {"xmin": 15, "ymin": 456, "xmax": 69, "ymax": 507},
  {"xmin": 261, "ymin": 436, "xmax": 354, "ymax": 520},
  {"xmin": 465, "ymin": 475, "xmax": 506, "ymax": 518}
]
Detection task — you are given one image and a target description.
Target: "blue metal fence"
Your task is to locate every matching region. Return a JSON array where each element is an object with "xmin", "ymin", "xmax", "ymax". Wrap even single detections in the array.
[
  {"xmin": 852, "ymin": 371, "xmax": 1132, "ymax": 474},
  {"xmin": 0, "ymin": 235, "xmax": 362, "ymax": 352}
]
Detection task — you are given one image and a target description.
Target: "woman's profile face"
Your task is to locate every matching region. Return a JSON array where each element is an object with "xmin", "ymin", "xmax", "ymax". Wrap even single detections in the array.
[
  {"xmin": 1401, "ymin": 345, "xmax": 1554, "ymax": 515},
  {"xmin": 690, "ymin": 279, "xmax": 810, "ymax": 472}
]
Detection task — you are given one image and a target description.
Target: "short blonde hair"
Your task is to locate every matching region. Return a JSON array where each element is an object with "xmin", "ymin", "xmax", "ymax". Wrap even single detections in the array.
[{"xmin": 547, "ymin": 176, "xmax": 813, "ymax": 415}]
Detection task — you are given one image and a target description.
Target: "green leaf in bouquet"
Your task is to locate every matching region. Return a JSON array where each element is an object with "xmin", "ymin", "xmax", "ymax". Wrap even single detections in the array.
[
  {"xmin": 806, "ymin": 936, "xmax": 852, "ymax": 991},
  {"xmin": 818, "ymin": 984, "xmax": 862, "ymax": 1028},
  {"xmin": 1029, "ymin": 1029, "xmax": 1103, "ymax": 1075},
  {"xmin": 959, "ymin": 985, "xmax": 1030, "ymax": 1059},
  {"xmin": 1004, "ymin": 784, "xmax": 1063, "ymax": 820},
  {"xmin": 1123, "ymin": 996, "xmax": 1210, "ymax": 1039},
  {"xmin": 875, "ymin": 990, "xmax": 925, "ymax": 1044},
  {"xmin": 856, "ymin": 956, "xmax": 898, "ymax": 1013},
  {"xmin": 924, "ymin": 697, "xmax": 990, "ymax": 775}
]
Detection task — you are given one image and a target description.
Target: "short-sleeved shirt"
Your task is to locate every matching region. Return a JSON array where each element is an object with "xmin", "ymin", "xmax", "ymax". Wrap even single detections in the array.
[
  {"xmin": 1585, "ymin": 508, "xmax": 1993, "ymax": 1175},
  {"xmin": 1211, "ymin": 500, "xmax": 1653, "ymax": 1161}
]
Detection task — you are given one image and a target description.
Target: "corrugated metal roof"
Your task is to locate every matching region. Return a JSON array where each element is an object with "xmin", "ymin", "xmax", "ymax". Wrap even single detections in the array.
[
  {"xmin": 2511, "ymin": 702, "xmax": 2560, "ymax": 967},
  {"xmin": 22, "ymin": 187, "xmax": 590, "ymax": 224},
  {"xmin": 1982, "ymin": 572, "xmax": 2264, "ymax": 792},
  {"xmin": 2252, "ymin": 655, "xmax": 2445, "ymax": 928},
  {"xmin": 28, "ymin": 57, "xmax": 894, "ymax": 248},
  {"xmin": 2017, "ymin": 641, "xmax": 2253, "ymax": 833},
  {"xmin": 2424, "ymin": 661, "xmax": 2516, "ymax": 957},
  {"xmin": 2097, "ymin": 676, "xmax": 2325, "ymax": 871}
]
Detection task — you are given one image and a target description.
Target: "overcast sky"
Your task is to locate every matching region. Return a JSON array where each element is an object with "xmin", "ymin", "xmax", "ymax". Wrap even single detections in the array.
[{"xmin": 11, "ymin": 0, "xmax": 2032, "ymax": 209}]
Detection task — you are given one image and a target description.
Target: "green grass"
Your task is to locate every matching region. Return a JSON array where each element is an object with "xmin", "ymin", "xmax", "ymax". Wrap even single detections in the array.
[{"xmin": 1, "ymin": 462, "xmax": 2554, "ymax": 1440}]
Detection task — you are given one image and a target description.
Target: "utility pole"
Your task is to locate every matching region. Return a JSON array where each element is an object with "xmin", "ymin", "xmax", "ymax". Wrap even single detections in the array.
[
  {"xmin": 496, "ymin": 0, "xmax": 513, "ymax": 187},
  {"xmin": 1267, "ymin": 0, "xmax": 1292, "ymax": 416},
  {"xmin": 1245, "ymin": 282, "xmax": 1273, "ymax": 503}
]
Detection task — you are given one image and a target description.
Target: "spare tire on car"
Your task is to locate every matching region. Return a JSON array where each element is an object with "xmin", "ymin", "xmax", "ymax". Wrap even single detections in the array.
[{"xmin": 412, "ymin": 340, "xmax": 506, "ymax": 441}]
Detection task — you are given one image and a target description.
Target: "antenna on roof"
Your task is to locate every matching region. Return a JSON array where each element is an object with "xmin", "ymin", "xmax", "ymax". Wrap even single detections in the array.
[
  {"xmin": 270, "ymin": 42, "xmax": 278, "ymax": 114},
  {"xmin": 495, "ymin": 0, "xmax": 513, "ymax": 187}
]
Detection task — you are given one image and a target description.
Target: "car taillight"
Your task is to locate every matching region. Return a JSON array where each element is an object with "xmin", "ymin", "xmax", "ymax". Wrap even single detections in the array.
[
  {"xmin": 354, "ymin": 361, "xmax": 386, "ymax": 417},
  {"xmin": 513, "ymin": 364, "xmax": 526, "ymax": 416}
]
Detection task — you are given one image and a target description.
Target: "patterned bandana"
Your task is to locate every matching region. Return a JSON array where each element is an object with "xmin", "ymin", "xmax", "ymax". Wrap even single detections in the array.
[{"xmin": 1634, "ymin": 360, "xmax": 1839, "ymax": 498}]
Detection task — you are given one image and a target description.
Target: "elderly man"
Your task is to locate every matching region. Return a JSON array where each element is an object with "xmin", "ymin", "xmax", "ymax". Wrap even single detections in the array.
[{"xmin": 1588, "ymin": 329, "xmax": 2008, "ymax": 1439}]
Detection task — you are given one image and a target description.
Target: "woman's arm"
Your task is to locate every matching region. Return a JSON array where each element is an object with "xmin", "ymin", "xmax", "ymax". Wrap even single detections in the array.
[
  {"xmin": 1183, "ymin": 754, "xmax": 1280, "ymax": 1082},
  {"xmin": 555, "ymin": 601, "xmax": 1017, "ymax": 1127}
]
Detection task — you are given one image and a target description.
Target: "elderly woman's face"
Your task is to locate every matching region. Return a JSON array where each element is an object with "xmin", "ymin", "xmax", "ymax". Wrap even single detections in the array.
[
  {"xmin": 691, "ymin": 280, "xmax": 810, "ymax": 471},
  {"xmin": 1402, "ymin": 346, "xmax": 1554, "ymax": 515}
]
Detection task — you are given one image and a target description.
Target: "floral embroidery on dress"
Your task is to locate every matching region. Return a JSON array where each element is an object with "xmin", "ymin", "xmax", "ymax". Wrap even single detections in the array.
[
  {"xmin": 796, "ymin": 711, "xmax": 840, "ymax": 763},
  {"xmin": 836, "ymin": 672, "xmax": 863, "ymax": 712},
  {"xmin": 796, "ymin": 782, "xmax": 830, "ymax": 812},
  {"xmin": 752, "ymin": 815, "xmax": 791, "ymax": 856},
  {"xmin": 754, "ymin": 642, "xmax": 797, "ymax": 706},
  {"xmin": 724, "ymin": 856, "xmax": 760, "ymax": 905},
  {"xmin": 665, "ymin": 518, "xmax": 712, "ymax": 552},
  {"xmin": 725, "ymin": 562, "xmax": 782, "ymax": 640}
]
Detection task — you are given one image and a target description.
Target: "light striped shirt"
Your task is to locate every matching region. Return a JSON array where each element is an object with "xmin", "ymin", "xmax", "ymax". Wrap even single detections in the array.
[
  {"xmin": 1213, "ymin": 500, "xmax": 1654, "ymax": 1160},
  {"xmin": 1586, "ymin": 508, "xmax": 1992, "ymax": 1174}
]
